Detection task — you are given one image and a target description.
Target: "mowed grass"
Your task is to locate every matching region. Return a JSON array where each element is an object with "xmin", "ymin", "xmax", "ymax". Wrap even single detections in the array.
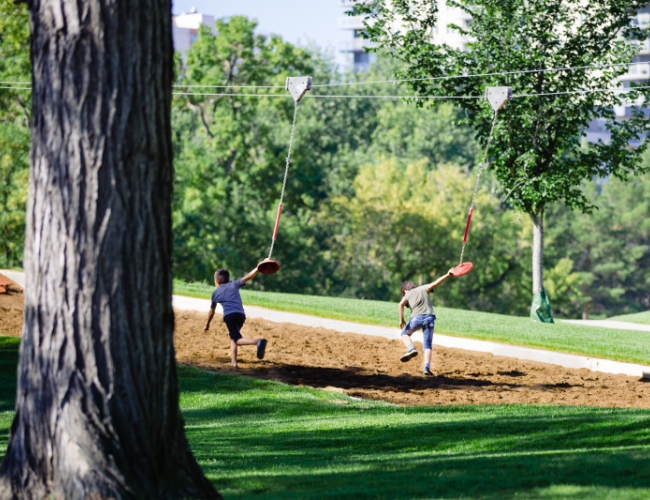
[
  {"xmin": 174, "ymin": 280, "xmax": 650, "ymax": 366},
  {"xmin": 0, "ymin": 337, "xmax": 648, "ymax": 499}
]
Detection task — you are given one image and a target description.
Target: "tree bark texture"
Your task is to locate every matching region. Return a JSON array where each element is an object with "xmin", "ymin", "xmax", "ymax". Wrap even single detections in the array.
[
  {"xmin": 0, "ymin": 1, "xmax": 220, "ymax": 498},
  {"xmin": 531, "ymin": 211, "xmax": 544, "ymax": 295}
]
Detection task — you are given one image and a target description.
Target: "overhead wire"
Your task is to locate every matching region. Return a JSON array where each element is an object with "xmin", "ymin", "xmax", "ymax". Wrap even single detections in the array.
[
  {"xmin": 2, "ymin": 62, "xmax": 650, "ymax": 100},
  {"xmin": 2, "ymin": 60, "xmax": 647, "ymax": 92}
]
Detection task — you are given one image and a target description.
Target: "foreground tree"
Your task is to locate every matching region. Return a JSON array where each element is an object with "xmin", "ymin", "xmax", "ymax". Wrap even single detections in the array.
[
  {"xmin": 351, "ymin": 0, "xmax": 650, "ymax": 320},
  {"xmin": 0, "ymin": 0, "xmax": 220, "ymax": 497}
]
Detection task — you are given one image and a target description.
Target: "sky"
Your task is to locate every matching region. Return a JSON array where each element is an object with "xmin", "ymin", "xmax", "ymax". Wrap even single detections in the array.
[{"xmin": 172, "ymin": 0, "xmax": 350, "ymax": 67}]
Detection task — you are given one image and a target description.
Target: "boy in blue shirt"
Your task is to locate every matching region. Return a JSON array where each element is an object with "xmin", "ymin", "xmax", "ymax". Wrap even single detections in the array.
[
  {"xmin": 398, "ymin": 268, "xmax": 454, "ymax": 376},
  {"xmin": 204, "ymin": 266, "xmax": 267, "ymax": 368}
]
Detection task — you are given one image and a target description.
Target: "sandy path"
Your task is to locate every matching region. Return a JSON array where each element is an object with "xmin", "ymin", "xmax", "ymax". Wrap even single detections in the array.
[{"xmin": 2, "ymin": 288, "xmax": 649, "ymax": 408}]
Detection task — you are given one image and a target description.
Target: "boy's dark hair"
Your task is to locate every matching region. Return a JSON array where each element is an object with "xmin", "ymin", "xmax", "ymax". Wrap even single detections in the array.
[
  {"xmin": 401, "ymin": 281, "xmax": 417, "ymax": 296},
  {"xmin": 215, "ymin": 269, "xmax": 230, "ymax": 284}
]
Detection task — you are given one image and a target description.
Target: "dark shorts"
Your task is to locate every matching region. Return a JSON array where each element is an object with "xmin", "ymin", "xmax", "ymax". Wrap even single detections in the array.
[{"xmin": 223, "ymin": 313, "xmax": 246, "ymax": 342}]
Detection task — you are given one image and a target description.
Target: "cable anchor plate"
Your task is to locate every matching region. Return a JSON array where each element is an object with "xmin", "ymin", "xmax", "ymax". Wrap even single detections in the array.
[
  {"xmin": 485, "ymin": 86, "xmax": 512, "ymax": 112},
  {"xmin": 286, "ymin": 76, "xmax": 312, "ymax": 103}
]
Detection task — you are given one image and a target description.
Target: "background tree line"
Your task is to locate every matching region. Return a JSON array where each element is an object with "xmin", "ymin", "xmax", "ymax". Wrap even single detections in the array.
[{"xmin": 1, "ymin": 5, "xmax": 648, "ymax": 318}]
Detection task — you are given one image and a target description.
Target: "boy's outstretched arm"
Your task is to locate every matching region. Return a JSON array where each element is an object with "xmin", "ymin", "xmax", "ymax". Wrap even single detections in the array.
[
  {"xmin": 425, "ymin": 268, "xmax": 455, "ymax": 292},
  {"xmin": 398, "ymin": 297, "xmax": 408, "ymax": 328},
  {"xmin": 204, "ymin": 306, "xmax": 215, "ymax": 332},
  {"xmin": 242, "ymin": 265, "xmax": 260, "ymax": 284}
]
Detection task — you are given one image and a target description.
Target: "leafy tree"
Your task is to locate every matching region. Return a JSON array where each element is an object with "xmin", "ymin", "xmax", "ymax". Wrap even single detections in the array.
[
  {"xmin": 171, "ymin": 17, "xmax": 319, "ymax": 286},
  {"xmin": 0, "ymin": 1, "xmax": 218, "ymax": 497},
  {"xmin": 350, "ymin": 0, "xmax": 650, "ymax": 318},
  {"xmin": 0, "ymin": 0, "xmax": 31, "ymax": 268},
  {"xmin": 321, "ymin": 158, "xmax": 531, "ymax": 312},
  {"xmin": 369, "ymin": 100, "xmax": 481, "ymax": 167},
  {"xmin": 546, "ymin": 173, "xmax": 650, "ymax": 318},
  {"xmin": 171, "ymin": 20, "xmax": 396, "ymax": 292}
]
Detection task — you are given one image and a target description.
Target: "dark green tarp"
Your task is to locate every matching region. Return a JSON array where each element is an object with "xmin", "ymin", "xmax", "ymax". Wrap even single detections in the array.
[{"xmin": 530, "ymin": 289, "xmax": 554, "ymax": 323}]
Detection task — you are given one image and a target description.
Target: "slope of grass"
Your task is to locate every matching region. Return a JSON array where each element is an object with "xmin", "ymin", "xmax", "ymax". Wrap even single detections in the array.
[
  {"xmin": 173, "ymin": 280, "xmax": 650, "ymax": 366},
  {"xmin": 609, "ymin": 311, "xmax": 650, "ymax": 326},
  {"xmin": 0, "ymin": 338, "xmax": 648, "ymax": 499},
  {"xmin": 183, "ymin": 366, "xmax": 650, "ymax": 499}
]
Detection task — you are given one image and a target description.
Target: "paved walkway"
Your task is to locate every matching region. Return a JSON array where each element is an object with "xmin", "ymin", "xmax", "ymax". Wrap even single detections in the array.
[
  {"xmin": 563, "ymin": 319, "xmax": 650, "ymax": 332},
  {"xmin": 4, "ymin": 270, "xmax": 650, "ymax": 378}
]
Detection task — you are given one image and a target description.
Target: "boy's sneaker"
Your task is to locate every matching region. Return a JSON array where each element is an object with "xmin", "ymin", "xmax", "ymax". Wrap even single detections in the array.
[
  {"xmin": 256, "ymin": 339, "xmax": 267, "ymax": 359},
  {"xmin": 423, "ymin": 368, "xmax": 433, "ymax": 376},
  {"xmin": 400, "ymin": 348, "xmax": 418, "ymax": 362}
]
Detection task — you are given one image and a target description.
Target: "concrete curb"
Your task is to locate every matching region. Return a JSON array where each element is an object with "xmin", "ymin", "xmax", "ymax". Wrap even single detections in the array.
[
  {"xmin": 0, "ymin": 270, "xmax": 24, "ymax": 289},
  {"xmin": 4, "ymin": 271, "xmax": 649, "ymax": 378}
]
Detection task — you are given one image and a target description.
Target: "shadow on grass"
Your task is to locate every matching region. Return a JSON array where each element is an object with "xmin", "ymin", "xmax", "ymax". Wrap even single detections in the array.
[
  {"xmin": 180, "ymin": 365, "xmax": 650, "ymax": 499},
  {"xmin": 187, "ymin": 406, "xmax": 650, "ymax": 499},
  {"xmin": 0, "ymin": 337, "xmax": 19, "ymax": 413},
  {"xmin": 0, "ymin": 341, "xmax": 648, "ymax": 498}
]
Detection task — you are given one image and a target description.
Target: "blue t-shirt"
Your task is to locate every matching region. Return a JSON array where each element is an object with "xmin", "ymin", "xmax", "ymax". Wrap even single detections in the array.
[{"xmin": 210, "ymin": 278, "xmax": 245, "ymax": 317}]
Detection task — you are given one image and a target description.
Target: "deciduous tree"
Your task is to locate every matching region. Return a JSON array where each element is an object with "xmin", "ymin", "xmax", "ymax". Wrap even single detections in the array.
[
  {"xmin": 350, "ymin": 0, "xmax": 650, "ymax": 319},
  {"xmin": 0, "ymin": 1, "xmax": 219, "ymax": 497}
]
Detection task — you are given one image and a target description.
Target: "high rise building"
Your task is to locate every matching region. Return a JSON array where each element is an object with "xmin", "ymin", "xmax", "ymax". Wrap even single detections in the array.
[
  {"xmin": 338, "ymin": 0, "xmax": 375, "ymax": 72},
  {"xmin": 172, "ymin": 7, "xmax": 215, "ymax": 58}
]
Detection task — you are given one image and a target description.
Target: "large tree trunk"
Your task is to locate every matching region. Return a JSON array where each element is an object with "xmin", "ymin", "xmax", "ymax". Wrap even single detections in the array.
[
  {"xmin": 0, "ymin": 1, "xmax": 220, "ymax": 498},
  {"xmin": 531, "ymin": 210, "xmax": 544, "ymax": 295}
]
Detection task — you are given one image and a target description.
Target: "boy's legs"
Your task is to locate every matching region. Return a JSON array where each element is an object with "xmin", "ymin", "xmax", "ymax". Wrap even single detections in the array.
[
  {"xmin": 229, "ymin": 339, "xmax": 239, "ymax": 367},
  {"xmin": 400, "ymin": 319, "xmax": 419, "ymax": 362},
  {"xmin": 224, "ymin": 313, "xmax": 246, "ymax": 367},
  {"xmin": 421, "ymin": 315, "xmax": 435, "ymax": 375}
]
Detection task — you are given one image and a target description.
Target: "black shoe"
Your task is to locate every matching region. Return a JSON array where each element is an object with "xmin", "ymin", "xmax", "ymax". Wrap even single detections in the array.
[
  {"xmin": 400, "ymin": 349, "xmax": 418, "ymax": 362},
  {"xmin": 256, "ymin": 339, "xmax": 267, "ymax": 359},
  {"xmin": 423, "ymin": 368, "xmax": 433, "ymax": 376}
]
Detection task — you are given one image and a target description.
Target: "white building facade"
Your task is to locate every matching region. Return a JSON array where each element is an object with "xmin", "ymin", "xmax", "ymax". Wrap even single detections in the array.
[{"xmin": 172, "ymin": 8, "xmax": 215, "ymax": 58}]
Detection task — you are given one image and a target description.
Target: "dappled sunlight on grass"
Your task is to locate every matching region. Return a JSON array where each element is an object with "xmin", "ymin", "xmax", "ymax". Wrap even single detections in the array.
[{"xmin": 179, "ymin": 365, "xmax": 650, "ymax": 499}]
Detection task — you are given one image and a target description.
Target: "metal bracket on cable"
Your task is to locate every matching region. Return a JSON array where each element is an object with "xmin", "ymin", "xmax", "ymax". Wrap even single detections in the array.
[
  {"xmin": 485, "ymin": 86, "xmax": 512, "ymax": 112},
  {"xmin": 286, "ymin": 76, "xmax": 312, "ymax": 103}
]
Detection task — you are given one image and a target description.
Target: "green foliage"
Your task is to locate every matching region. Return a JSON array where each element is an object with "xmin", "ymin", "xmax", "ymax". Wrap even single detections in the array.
[
  {"xmin": 351, "ymin": 0, "xmax": 650, "ymax": 213},
  {"xmin": 171, "ymin": 16, "xmax": 322, "ymax": 287},
  {"xmin": 546, "ymin": 172, "xmax": 650, "ymax": 318},
  {"xmin": 0, "ymin": 0, "xmax": 30, "ymax": 268},
  {"xmin": 319, "ymin": 158, "xmax": 531, "ymax": 312}
]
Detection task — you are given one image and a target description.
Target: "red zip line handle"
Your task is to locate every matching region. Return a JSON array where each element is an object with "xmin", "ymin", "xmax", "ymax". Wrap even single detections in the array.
[
  {"xmin": 463, "ymin": 208, "xmax": 474, "ymax": 243},
  {"xmin": 272, "ymin": 202, "xmax": 283, "ymax": 240}
]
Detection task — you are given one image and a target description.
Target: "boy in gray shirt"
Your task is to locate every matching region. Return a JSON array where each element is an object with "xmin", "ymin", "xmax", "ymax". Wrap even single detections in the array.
[
  {"xmin": 398, "ymin": 268, "xmax": 454, "ymax": 375},
  {"xmin": 204, "ymin": 266, "xmax": 267, "ymax": 368}
]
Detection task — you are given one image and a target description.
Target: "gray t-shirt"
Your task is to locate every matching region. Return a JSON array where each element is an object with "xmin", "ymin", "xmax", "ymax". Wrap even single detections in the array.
[
  {"xmin": 404, "ymin": 285, "xmax": 433, "ymax": 317},
  {"xmin": 210, "ymin": 278, "xmax": 245, "ymax": 317}
]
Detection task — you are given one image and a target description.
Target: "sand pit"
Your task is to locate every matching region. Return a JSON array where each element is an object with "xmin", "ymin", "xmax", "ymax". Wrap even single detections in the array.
[{"xmin": 2, "ymin": 288, "xmax": 649, "ymax": 408}]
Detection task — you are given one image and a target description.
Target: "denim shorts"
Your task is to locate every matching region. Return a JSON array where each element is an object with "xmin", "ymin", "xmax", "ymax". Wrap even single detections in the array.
[{"xmin": 401, "ymin": 314, "xmax": 436, "ymax": 350}]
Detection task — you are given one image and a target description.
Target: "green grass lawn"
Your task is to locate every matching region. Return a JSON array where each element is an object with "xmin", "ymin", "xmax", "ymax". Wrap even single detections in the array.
[
  {"xmin": 174, "ymin": 280, "xmax": 650, "ymax": 366},
  {"xmin": 610, "ymin": 311, "xmax": 650, "ymax": 326},
  {"xmin": 0, "ymin": 337, "xmax": 649, "ymax": 499}
]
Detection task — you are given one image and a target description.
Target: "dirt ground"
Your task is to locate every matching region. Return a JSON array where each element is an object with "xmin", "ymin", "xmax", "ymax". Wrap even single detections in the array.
[{"xmin": 2, "ymin": 284, "xmax": 650, "ymax": 408}]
